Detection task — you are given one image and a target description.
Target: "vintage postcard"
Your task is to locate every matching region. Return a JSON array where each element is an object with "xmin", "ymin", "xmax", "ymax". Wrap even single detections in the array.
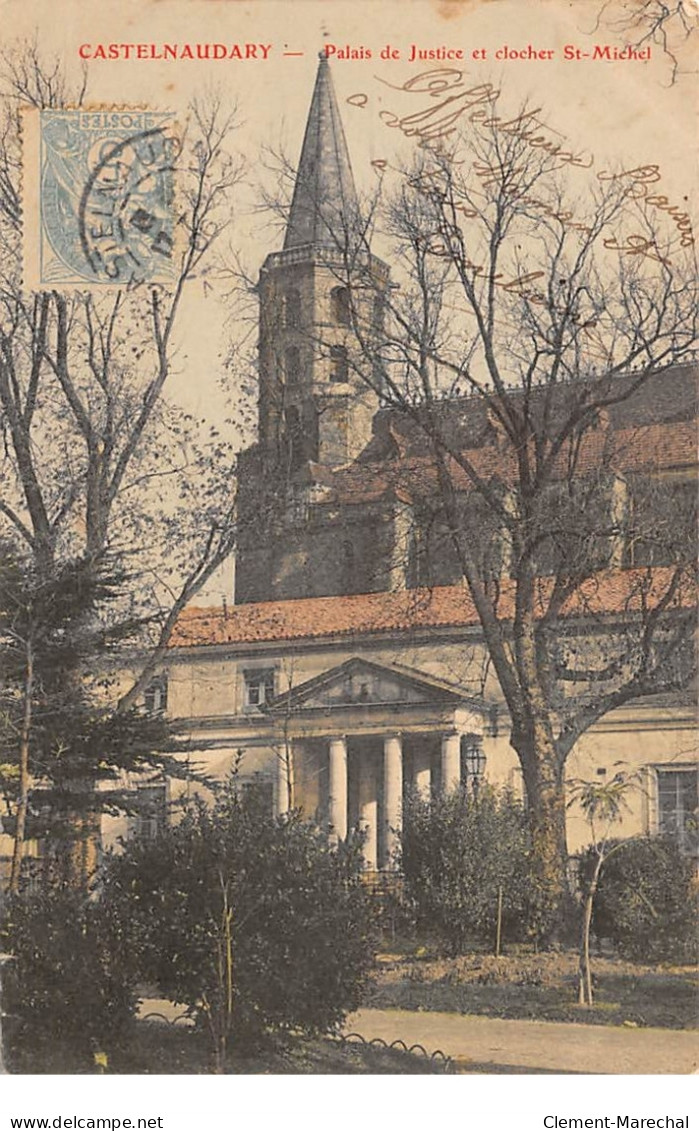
[{"xmin": 0, "ymin": 0, "xmax": 696, "ymax": 1122}]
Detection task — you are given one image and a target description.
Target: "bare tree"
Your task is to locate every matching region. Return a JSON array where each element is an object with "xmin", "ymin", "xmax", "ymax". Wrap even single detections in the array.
[
  {"xmin": 0, "ymin": 47, "xmax": 243, "ymax": 886},
  {"xmin": 591, "ymin": 0, "xmax": 696, "ymax": 81},
  {"xmin": 273, "ymin": 93, "xmax": 697, "ymax": 934}
]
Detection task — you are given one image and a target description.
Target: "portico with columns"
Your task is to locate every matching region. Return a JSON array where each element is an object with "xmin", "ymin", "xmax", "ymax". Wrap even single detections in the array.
[{"xmin": 265, "ymin": 657, "xmax": 487, "ymax": 871}]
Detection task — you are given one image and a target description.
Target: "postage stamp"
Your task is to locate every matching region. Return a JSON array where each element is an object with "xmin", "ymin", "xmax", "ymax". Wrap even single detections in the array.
[{"xmin": 22, "ymin": 109, "xmax": 180, "ymax": 288}]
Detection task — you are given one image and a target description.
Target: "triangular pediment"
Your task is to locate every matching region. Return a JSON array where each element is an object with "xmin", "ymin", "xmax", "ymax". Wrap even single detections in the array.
[{"xmin": 265, "ymin": 657, "xmax": 469, "ymax": 714}]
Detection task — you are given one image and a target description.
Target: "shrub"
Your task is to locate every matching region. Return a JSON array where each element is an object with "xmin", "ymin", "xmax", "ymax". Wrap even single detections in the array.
[
  {"xmin": 580, "ymin": 837, "xmax": 698, "ymax": 964},
  {"xmin": 100, "ymin": 782, "xmax": 377, "ymax": 1069},
  {"xmin": 0, "ymin": 886, "xmax": 135, "ymax": 1069},
  {"xmin": 400, "ymin": 785, "xmax": 535, "ymax": 954}
]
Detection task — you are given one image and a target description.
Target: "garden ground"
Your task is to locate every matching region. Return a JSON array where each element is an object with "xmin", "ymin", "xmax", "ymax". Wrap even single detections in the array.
[
  {"xmin": 366, "ymin": 948, "xmax": 698, "ymax": 1030},
  {"xmin": 5, "ymin": 1018, "xmax": 449, "ymax": 1075},
  {"xmin": 130, "ymin": 950, "xmax": 696, "ymax": 1075},
  {"xmin": 5, "ymin": 948, "xmax": 697, "ymax": 1074},
  {"xmin": 346, "ymin": 1009, "xmax": 697, "ymax": 1074}
]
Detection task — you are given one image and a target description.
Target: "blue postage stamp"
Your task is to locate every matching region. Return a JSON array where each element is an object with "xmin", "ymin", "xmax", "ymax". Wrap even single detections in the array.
[{"xmin": 25, "ymin": 109, "xmax": 179, "ymax": 287}]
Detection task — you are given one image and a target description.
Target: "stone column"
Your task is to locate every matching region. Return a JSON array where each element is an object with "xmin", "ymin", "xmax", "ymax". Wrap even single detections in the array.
[
  {"xmin": 441, "ymin": 731, "xmax": 461, "ymax": 793},
  {"xmin": 275, "ymin": 745, "xmax": 292, "ymax": 818},
  {"xmin": 358, "ymin": 746, "xmax": 378, "ymax": 870},
  {"xmin": 383, "ymin": 735, "xmax": 403, "ymax": 870},
  {"xmin": 608, "ymin": 473, "xmax": 629, "ymax": 568},
  {"xmin": 328, "ymin": 736, "xmax": 348, "ymax": 843}
]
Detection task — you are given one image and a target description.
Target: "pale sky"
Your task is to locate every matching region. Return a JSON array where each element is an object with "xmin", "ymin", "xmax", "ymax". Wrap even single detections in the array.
[{"xmin": 4, "ymin": 0, "xmax": 695, "ymax": 426}]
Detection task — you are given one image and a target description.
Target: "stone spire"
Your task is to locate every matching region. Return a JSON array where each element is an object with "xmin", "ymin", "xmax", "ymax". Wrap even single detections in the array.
[{"xmin": 284, "ymin": 54, "xmax": 359, "ymax": 250}]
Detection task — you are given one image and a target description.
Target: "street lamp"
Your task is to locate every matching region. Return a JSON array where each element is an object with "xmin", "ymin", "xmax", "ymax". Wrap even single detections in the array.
[{"xmin": 461, "ymin": 736, "xmax": 486, "ymax": 791}]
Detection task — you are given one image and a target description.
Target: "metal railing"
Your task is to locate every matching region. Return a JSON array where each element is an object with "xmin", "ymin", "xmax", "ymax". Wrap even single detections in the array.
[
  {"xmin": 137, "ymin": 1008, "xmax": 454, "ymax": 1072},
  {"xmin": 340, "ymin": 1030, "xmax": 453, "ymax": 1072}
]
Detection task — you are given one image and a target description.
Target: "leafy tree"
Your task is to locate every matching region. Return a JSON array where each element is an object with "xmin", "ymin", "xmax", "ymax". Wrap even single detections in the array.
[
  {"xmin": 400, "ymin": 785, "xmax": 534, "ymax": 953},
  {"xmin": 100, "ymin": 781, "xmax": 377, "ymax": 1072},
  {"xmin": 0, "ymin": 548, "xmax": 172, "ymax": 892},
  {"xmin": 0, "ymin": 884, "xmax": 135, "ymax": 1071},
  {"xmin": 580, "ymin": 835, "xmax": 698, "ymax": 965},
  {"xmin": 0, "ymin": 47, "xmax": 243, "ymax": 881}
]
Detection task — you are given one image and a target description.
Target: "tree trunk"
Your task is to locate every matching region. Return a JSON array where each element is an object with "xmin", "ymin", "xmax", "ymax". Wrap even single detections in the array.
[
  {"xmin": 516, "ymin": 725, "xmax": 570, "ymax": 943},
  {"xmin": 42, "ymin": 782, "xmax": 101, "ymax": 892},
  {"xmin": 508, "ymin": 562, "xmax": 572, "ymax": 942},
  {"xmin": 494, "ymin": 884, "xmax": 503, "ymax": 957},
  {"xmin": 9, "ymin": 645, "xmax": 33, "ymax": 895},
  {"xmin": 209, "ymin": 885, "xmax": 234, "ymax": 1073},
  {"xmin": 579, "ymin": 855, "xmax": 603, "ymax": 1006},
  {"xmin": 284, "ymin": 740, "xmax": 295, "ymax": 811}
]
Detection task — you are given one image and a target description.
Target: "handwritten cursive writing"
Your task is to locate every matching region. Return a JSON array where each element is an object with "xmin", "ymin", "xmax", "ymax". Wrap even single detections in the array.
[
  {"xmin": 348, "ymin": 68, "xmax": 693, "ymax": 281},
  {"xmin": 423, "ymin": 226, "xmax": 597, "ymax": 327},
  {"xmin": 602, "ymin": 234, "xmax": 671, "ymax": 265},
  {"xmin": 597, "ymin": 166, "xmax": 694, "ymax": 247},
  {"xmin": 375, "ymin": 68, "xmax": 593, "ymax": 170}
]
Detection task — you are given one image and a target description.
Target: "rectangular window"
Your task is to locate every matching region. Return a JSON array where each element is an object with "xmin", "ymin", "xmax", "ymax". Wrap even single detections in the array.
[
  {"xmin": 372, "ymin": 295, "xmax": 385, "ymax": 331},
  {"xmin": 330, "ymin": 286, "xmax": 351, "ymax": 327},
  {"xmin": 624, "ymin": 478, "xmax": 696, "ymax": 568},
  {"xmin": 656, "ymin": 766, "xmax": 698, "ymax": 853},
  {"xmin": 134, "ymin": 784, "xmax": 167, "ymax": 841},
  {"xmin": 285, "ymin": 289, "xmax": 302, "ymax": 327},
  {"xmin": 243, "ymin": 668, "xmax": 276, "ymax": 708},
  {"xmin": 241, "ymin": 776, "xmax": 274, "ymax": 815},
  {"xmin": 329, "ymin": 345, "xmax": 349, "ymax": 383},
  {"xmin": 285, "ymin": 346, "xmax": 301, "ymax": 385}
]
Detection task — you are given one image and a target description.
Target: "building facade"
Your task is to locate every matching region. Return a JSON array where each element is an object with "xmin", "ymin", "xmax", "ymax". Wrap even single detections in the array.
[{"xmin": 104, "ymin": 56, "xmax": 697, "ymax": 869}]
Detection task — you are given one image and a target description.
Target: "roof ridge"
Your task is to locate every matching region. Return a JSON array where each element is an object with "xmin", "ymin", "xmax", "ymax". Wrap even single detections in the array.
[{"xmin": 172, "ymin": 568, "xmax": 695, "ymax": 649}]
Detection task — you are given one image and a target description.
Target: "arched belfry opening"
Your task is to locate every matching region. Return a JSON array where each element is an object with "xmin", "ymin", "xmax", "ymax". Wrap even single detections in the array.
[{"xmin": 330, "ymin": 286, "xmax": 351, "ymax": 327}]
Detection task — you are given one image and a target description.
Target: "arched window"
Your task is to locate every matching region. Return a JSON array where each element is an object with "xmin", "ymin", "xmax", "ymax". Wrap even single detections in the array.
[
  {"xmin": 284, "ymin": 405, "xmax": 304, "ymax": 470},
  {"xmin": 285, "ymin": 289, "xmax": 302, "ymax": 327},
  {"xmin": 330, "ymin": 286, "xmax": 351, "ymax": 326},
  {"xmin": 329, "ymin": 344, "xmax": 348, "ymax": 383},
  {"xmin": 285, "ymin": 347, "xmax": 301, "ymax": 385}
]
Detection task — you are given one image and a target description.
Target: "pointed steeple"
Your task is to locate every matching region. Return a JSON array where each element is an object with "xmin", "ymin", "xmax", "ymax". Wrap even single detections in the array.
[{"xmin": 284, "ymin": 54, "xmax": 359, "ymax": 250}]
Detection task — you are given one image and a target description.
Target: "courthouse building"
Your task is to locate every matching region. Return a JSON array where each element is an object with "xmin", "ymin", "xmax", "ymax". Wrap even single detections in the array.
[{"xmin": 106, "ymin": 56, "xmax": 697, "ymax": 868}]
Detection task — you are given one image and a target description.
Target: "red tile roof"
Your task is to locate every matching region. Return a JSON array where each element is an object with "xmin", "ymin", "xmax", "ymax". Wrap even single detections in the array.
[
  {"xmin": 321, "ymin": 419, "xmax": 697, "ymax": 506},
  {"xmin": 170, "ymin": 567, "xmax": 695, "ymax": 649},
  {"xmin": 361, "ymin": 363, "xmax": 697, "ymax": 464}
]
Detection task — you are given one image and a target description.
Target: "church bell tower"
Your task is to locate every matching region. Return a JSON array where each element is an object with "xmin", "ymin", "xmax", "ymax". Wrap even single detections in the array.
[{"xmin": 257, "ymin": 54, "xmax": 389, "ymax": 471}]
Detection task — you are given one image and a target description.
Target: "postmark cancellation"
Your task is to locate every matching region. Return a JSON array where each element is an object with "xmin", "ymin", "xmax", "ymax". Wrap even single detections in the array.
[{"xmin": 22, "ymin": 108, "xmax": 180, "ymax": 289}]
